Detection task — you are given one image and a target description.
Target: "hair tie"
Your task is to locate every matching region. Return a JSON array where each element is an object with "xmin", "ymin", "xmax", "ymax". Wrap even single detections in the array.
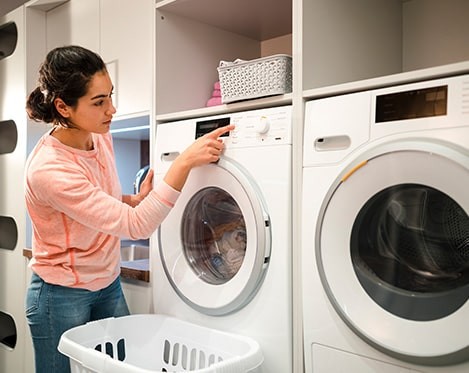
[{"xmin": 41, "ymin": 89, "xmax": 48, "ymax": 100}]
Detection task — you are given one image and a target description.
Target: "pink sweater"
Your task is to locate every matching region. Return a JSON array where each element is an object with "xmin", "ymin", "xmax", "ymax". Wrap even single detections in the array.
[{"xmin": 25, "ymin": 131, "xmax": 179, "ymax": 291}]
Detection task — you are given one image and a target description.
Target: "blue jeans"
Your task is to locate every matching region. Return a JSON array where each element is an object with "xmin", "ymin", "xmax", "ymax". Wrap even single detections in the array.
[{"xmin": 25, "ymin": 272, "xmax": 130, "ymax": 373}]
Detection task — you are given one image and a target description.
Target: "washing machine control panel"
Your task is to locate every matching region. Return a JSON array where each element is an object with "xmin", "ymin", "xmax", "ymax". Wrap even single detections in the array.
[
  {"xmin": 195, "ymin": 106, "xmax": 292, "ymax": 148},
  {"xmin": 195, "ymin": 117, "xmax": 231, "ymax": 139}
]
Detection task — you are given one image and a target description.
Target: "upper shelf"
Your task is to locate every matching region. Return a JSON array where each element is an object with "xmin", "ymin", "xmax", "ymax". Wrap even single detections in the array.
[
  {"xmin": 110, "ymin": 113, "xmax": 150, "ymax": 140},
  {"xmin": 25, "ymin": 0, "xmax": 67, "ymax": 12},
  {"xmin": 303, "ymin": 61, "xmax": 469, "ymax": 101},
  {"xmin": 156, "ymin": 0, "xmax": 292, "ymax": 41},
  {"xmin": 156, "ymin": 94, "xmax": 292, "ymax": 123}
]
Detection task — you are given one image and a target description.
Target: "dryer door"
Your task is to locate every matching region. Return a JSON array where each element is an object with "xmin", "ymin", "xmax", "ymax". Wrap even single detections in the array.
[
  {"xmin": 317, "ymin": 140, "xmax": 469, "ymax": 364},
  {"xmin": 158, "ymin": 157, "xmax": 270, "ymax": 316}
]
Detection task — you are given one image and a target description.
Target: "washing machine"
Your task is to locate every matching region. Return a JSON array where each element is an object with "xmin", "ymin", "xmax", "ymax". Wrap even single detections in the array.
[
  {"xmin": 152, "ymin": 106, "xmax": 292, "ymax": 373},
  {"xmin": 302, "ymin": 73, "xmax": 469, "ymax": 372}
]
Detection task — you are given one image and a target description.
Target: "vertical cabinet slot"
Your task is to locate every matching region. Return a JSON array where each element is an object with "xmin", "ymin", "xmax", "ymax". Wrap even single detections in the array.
[
  {"xmin": 0, "ymin": 120, "xmax": 18, "ymax": 154},
  {"xmin": 0, "ymin": 22, "xmax": 18, "ymax": 60},
  {"xmin": 0, "ymin": 311, "xmax": 17, "ymax": 350},
  {"xmin": 0, "ymin": 216, "xmax": 18, "ymax": 251}
]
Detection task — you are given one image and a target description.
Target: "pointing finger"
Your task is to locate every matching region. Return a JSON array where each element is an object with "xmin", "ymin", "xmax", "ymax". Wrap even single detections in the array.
[{"xmin": 207, "ymin": 124, "xmax": 235, "ymax": 139}]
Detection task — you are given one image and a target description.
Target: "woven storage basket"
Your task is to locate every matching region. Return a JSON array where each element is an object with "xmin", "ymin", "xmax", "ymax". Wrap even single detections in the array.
[{"xmin": 217, "ymin": 54, "xmax": 292, "ymax": 103}]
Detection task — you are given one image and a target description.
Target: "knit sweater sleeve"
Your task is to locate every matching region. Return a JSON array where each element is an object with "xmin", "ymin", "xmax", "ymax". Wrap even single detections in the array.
[
  {"xmin": 29, "ymin": 160, "xmax": 179, "ymax": 239},
  {"xmin": 26, "ymin": 133, "xmax": 180, "ymax": 241}
]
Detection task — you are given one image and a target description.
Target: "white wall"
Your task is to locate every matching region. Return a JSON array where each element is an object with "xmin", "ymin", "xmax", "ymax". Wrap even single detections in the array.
[
  {"xmin": 0, "ymin": 0, "xmax": 26, "ymax": 18},
  {"xmin": 403, "ymin": 0, "xmax": 469, "ymax": 71},
  {"xmin": 113, "ymin": 138, "xmax": 142, "ymax": 195}
]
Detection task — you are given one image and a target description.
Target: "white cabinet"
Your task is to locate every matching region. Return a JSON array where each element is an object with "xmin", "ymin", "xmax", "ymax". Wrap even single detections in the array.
[
  {"xmin": 46, "ymin": 0, "xmax": 153, "ymax": 119},
  {"xmin": 46, "ymin": 0, "xmax": 99, "ymax": 52},
  {"xmin": 100, "ymin": 0, "xmax": 153, "ymax": 118}
]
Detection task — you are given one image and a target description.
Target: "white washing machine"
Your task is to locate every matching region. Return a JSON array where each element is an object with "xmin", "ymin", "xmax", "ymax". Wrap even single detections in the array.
[
  {"xmin": 152, "ymin": 106, "xmax": 292, "ymax": 373},
  {"xmin": 302, "ymin": 73, "xmax": 469, "ymax": 372}
]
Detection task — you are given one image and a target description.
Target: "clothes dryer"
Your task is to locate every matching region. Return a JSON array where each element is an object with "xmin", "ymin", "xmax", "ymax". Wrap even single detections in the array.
[
  {"xmin": 302, "ymin": 74, "xmax": 469, "ymax": 372},
  {"xmin": 152, "ymin": 106, "xmax": 292, "ymax": 373}
]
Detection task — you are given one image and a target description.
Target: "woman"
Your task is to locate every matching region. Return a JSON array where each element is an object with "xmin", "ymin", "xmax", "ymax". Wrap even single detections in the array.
[{"xmin": 24, "ymin": 45, "xmax": 233, "ymax": 372}]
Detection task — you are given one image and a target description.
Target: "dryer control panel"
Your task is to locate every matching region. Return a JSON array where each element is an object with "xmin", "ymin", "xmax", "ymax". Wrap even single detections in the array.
[{"xmin": 195, "ymin": 106, "xmax": 292, "ymax": 148}]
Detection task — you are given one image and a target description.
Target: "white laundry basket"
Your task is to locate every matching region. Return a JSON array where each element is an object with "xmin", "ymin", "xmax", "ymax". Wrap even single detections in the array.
[{"xmin": 58, "ymin": 314, "xmax": 263, "ymax": 373}]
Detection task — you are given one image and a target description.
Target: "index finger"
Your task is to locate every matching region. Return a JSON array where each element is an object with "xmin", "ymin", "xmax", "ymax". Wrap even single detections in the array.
[{"xmin": 207, "ymin": 124, "xmax": 235, "ymax": 138}]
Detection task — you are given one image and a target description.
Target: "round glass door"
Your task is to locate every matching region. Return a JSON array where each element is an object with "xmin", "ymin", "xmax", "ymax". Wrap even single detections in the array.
[
  {"xmin": 351, "ymin": 183, "xmax": 469, "ymax": 321},
  {"xmin": 181, "ymin": 186, "xmax": 247, "ymax": 285},
  {"xmin": 159, "ymin": 159, "xmax": 270, "ymax": 315},
  {"xmin": 318, "ymin": 144, "xmax": 469, "ymax": 362}
]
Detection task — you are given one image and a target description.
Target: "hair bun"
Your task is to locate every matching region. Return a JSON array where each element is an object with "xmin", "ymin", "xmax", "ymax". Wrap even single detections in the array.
[{"xmin": 26, "ymin": 86, "xmax": 54, "ymax": 123}]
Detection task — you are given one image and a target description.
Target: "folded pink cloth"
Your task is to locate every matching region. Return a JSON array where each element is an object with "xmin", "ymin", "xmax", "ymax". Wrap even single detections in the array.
[
  {"xmin": 205, "ymin": 81, "xmax": 223, "ymax": 106},
  {"xmin": 206, "ymin": 97, "xmax": 222, "ymax": 107}
]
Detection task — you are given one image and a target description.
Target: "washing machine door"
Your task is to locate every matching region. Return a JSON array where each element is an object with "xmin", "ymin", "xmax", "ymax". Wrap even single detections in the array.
[
  {"xmin": 158, "ymin": 157, "xmax": 270, "ymax": 316},
  {"xmin": 317, "ymin": 139, "xmax": 469, "ymax": 364}
]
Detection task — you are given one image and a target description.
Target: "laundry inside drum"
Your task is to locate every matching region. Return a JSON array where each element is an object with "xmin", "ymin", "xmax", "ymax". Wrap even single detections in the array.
[{"xmin": 181, "ymin": 187, "xmax": 247, "ymax": 285}]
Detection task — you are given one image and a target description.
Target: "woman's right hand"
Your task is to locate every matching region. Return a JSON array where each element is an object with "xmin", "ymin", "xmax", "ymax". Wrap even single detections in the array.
[{"xmin": 163, "ymin": 124, "xmax": 234, "ymax": 191}]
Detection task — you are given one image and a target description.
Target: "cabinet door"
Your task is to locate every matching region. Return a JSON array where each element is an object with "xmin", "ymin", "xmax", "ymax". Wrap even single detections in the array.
[
  {"xmin": 46, "ymin": 0, "xmax": 99, "ymax": 52},
  {"xmin": 100, "ymin": 0, "xmax": 153, "ymax": 117}
]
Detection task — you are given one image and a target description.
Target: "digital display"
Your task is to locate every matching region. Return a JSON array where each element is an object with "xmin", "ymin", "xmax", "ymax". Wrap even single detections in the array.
[
  {"xmin": 375, "ymin": 85, "xmax": 447, "ymax": 123},
  {"xmin": 195, "ymin": 117, "xmax": 231, "ymax": 138}
]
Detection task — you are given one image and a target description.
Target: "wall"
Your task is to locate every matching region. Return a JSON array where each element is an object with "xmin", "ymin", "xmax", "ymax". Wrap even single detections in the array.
[
  {"xmin": 403, "ymin": 0, "xmax": 469, "ymax": 71},
  {"xmin": 261, "ymin": 33, "xmax": 292, "ymax": 57},
  {"xmin": 0, "ymin": 0, "xmax": 26, "ymax": 18},
  {"xmin": 113, "ymin": 139, "xmax": 142, "ymax": 194}
]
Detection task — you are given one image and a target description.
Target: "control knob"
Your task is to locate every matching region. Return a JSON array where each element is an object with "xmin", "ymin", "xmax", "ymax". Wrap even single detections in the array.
[{"xmin": 255, "ymin": 116, "xmax": 270, "ymax": 134}]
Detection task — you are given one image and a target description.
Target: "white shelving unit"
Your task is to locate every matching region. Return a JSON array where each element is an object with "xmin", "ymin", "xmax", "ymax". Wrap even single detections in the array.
[
  {"xmin": 154, "ymin": 0, "xmax": 292, "ymax": 118},
  {"xmin": 152, "ymin": 3, "xmax": 469, "ymax": 373},
  {"xmin": 0, "ymin": 3, "xmax": 48, "ymax": 372}
]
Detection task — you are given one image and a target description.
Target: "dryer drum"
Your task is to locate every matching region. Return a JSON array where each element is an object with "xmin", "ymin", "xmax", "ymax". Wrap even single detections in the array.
[{"xmin": 351, "ymin": 183, "xmax": 469, "ymax": 321}]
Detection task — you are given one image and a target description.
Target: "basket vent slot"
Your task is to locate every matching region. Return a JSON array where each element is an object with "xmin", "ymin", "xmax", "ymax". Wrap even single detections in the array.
[
  {"xmin": 162, "ymin": 338, "xmax": 224, "ymax": 371},
  {"xmin": 94, "ymin": 337, "xmax": 126, "ymax": 361},
  {"xmin": 92, "ymin": 336, "xmax": 227, "ymax": 371}
]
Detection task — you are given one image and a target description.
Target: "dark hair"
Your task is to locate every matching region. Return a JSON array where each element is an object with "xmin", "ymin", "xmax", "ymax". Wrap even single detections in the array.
[{"xmin": 26, "ymin": 45, "xmax": 107, "ymax": 127}]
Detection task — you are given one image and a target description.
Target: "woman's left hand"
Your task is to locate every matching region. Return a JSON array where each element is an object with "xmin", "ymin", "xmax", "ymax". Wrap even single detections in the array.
[
  {"xmin": 122, "ymin": 168, "xmax": 154, "ymax": 207},
  {"xmin": 138, "ymin": 168, "xmax": 154, "ymax": 199}
]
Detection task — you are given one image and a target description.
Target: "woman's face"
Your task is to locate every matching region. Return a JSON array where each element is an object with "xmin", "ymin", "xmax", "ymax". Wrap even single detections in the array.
[{"xmin": 66, "ymin": 70, "xmax": 116, "ymax": 133}]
